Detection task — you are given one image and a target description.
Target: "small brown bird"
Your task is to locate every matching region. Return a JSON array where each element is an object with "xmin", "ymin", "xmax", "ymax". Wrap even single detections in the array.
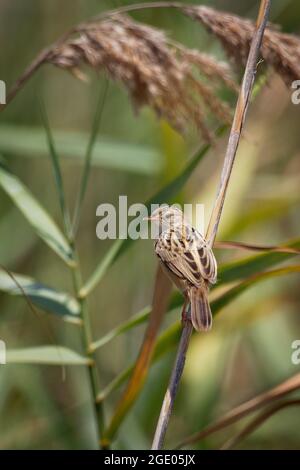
[{"xmin": 146, "ymin": 205, "xmax": 217, "ymax": 331}]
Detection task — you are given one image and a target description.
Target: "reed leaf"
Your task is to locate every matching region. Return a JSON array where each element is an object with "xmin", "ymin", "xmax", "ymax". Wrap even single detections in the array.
[
  {"xmin": 176, "ymin": 373, "xmax": 300, "ymax": 449},
  {"xmin": 98, "ymin": 263, "xmax": 300, "ymax": 437},
  {"xmin": 6, "ymin": 346, "xmax": 92, "ymax": 366},
  {"xmin": 102, "ymin": 265, "xmax": 172, "ymax": 445},
  {"xmin": 91, "ymin": 240, "xmax": 300, "ymax": 351},
  {"xmin": 0, "ymin": 125, "xmax": 162, "ymax": 175},
  {"xmin": 0, "ymin": 270, "xmax": 81, "ymax": 323},
  {"xmin": 0, "ymin": 160, "xmax": 73, "ymax": 265},
  {"xmin": 39, "ymin": 99, "xmax": 70, "ymax": 234},
  {"xmin": 219, "ymin": 238, "xmax": 300, "ymax": 284},
  {"xmin": 72, "ymin": 80, "xmax": 109, "ymax": 236}
]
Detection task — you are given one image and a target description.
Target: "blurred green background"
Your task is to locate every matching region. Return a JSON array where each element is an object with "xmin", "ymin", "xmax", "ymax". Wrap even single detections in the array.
[{"xmin": 0, "ymin": 0, "xmax": 300, "ymax": 450}]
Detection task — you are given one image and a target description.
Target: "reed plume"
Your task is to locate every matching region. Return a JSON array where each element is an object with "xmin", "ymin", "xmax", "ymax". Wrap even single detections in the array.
[
  {"xmin": 47, "ymin": 14, "xmax": 235, "ymax": 140},
  {"xmin": 182, "ymin": 5, "xmax": 300, "ymax": 86}
]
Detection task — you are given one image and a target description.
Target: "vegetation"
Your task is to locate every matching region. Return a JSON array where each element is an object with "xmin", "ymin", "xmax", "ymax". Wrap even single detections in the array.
[{"xmin": 0, "ymin": 0, "xmax": 300, "ymax": 450}]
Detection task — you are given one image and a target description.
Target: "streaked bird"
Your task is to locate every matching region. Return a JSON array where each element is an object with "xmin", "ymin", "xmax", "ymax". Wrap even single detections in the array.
[{"xmin": 145, "ymin": 205, "xmax": 217, "ymax": 331}]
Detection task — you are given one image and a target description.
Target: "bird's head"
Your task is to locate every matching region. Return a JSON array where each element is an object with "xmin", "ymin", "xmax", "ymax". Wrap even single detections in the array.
[{"xmin": 144, "ymin": 205, "xmax": 186, "ymax": 232}]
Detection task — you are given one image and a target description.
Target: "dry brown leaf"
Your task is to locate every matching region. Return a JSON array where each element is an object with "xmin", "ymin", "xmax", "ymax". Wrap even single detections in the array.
[
  {"xmin": 99, "ymin": 263, "xmax": 172, "ymax": 447},
  {"xmin": 221, "ymin": 398, "xmax": 300, "ymax": 450},
  {"xmin": 176, "ymin": 373, "xmax": 300, "ymax": 448}
]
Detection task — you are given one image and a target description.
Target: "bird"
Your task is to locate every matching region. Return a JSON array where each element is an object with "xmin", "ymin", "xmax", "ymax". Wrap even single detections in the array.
[{"xmin": 145, "ymin": 205, "xmax": 217, "ymax": 331}]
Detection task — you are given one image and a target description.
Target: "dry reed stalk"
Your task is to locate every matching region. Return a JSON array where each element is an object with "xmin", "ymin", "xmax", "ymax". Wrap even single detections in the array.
[
  {"xmin": 220, "ymin": 399, "xmax": 300, "ymax": 450},
  {"xmin": 151, "ymin": 0, "xmax": 271, "ymax": 450},
  {"xmin": 176, "ymin": 373, "xmax": 300, "ymax": 449},
  {"xmin": 206, "ymin": 0, "xmax": 271, "ymax": 246}
]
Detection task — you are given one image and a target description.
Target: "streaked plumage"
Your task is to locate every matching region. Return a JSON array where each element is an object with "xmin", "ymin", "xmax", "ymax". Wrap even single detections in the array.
[{"xmin": 148, "ymin": 206, "xmax": 217, "ymax": 331}]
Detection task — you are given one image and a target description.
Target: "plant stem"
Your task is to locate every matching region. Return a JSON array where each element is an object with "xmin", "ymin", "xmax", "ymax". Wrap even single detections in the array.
[
  {"xmin": 70, "ymin": 247, "xmax": 105, "ymax": 448},
  {"xmin": 175, "ymin": 370, "xmax": 300, "ymax": 449},
  {"xmin": 1, "ymin": 29, "xmax": 74, "ymax": 111},
  {"xmin": 88, "ymin": 1, "xmax": 182, "ymax": 23},
  {"xmin": 220, "ymin": 399, "xmax": 300, "ymax": 450},
  {"xmin": 151, "ymin": 0, "xmax": 271, "ymax": 451},
  {"xmin": 151, "ymin": 316, "xmax": 193, "ymax": 450},
  {"xmin": 71, "ymin": 79, "xmax": 109, "ymax": 239},
  {"xmin": 206, "ymin": 0, "xmax": 271, "ymax": 247}
]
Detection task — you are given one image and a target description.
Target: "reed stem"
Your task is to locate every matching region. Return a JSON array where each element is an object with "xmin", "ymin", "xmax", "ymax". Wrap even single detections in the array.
[
  {"xmin": 151, "ymin": 0, "xmax": 271, "ymax": 450},
  {"xmin": 70, "ymin": 246, "xmax": 105, "ymax": 448}
]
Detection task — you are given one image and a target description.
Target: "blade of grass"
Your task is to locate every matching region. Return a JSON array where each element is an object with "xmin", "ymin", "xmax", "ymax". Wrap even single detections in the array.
[
  {"xmin": 6, "ymin": 346, "xmax": 92, "ymax": 365},
  {"xmin": 96, "ymin": 265, "xmax": 300, "ymax": 413},
  {"xmin": 213, "ymin": 265, "xmax": 300, "ymax": 312},
  {"xmin": 0, "ymin": 269, "xmax": 81, "ymax": 322},
  {"xmin": 71, "ymin": 80, "xmax": 109, "ymax": 237},
  {"xmin": 219, "ymin": 238, "xmax": 300, "ymax": 284},
  {"xmin": 96, "ymin": 320, "xmax": 181, "ymax": 403},
  {"xmin": 215, "ymin": 240, "xmax": 300, "ymax": 255},
  {"xmin": 0, "ymin": 159, "xmax": 73, "ymax": 265},
  {"xmin": 0, "ymin": 125, "xmax": 163, "ymax": 175},
  {"xmin": 39, "ymin": 98, "xmax": 71, "ymax": 236},
  {"xmin": 176, "ymin": 373, "xmax": 300, "ymax": 449},
  {"xmin": 91, "ymin": 239, "xmax": 300, "ymax": 352},
  {"xmin": 89, "ymin": 305, "xmax": 151, "ymax": 352},
  {"xmin": 221, "ymin": 399, "xmax": 300, "ymax": 450}
]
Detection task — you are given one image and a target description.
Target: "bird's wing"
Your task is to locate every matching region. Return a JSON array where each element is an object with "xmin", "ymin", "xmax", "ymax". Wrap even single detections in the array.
[
  {"xmin": 191, "ymin": 228, "xmax": 217, "ymax": 283},
  {"xmin": 155, "ymin": 227, "xmax": 217, "ymax": 287}
]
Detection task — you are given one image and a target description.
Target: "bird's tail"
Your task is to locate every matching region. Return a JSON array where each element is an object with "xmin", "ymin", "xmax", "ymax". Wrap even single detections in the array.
[{"xmin": 189, "ymin": 286, "xmax": 212, "ymax": 332}]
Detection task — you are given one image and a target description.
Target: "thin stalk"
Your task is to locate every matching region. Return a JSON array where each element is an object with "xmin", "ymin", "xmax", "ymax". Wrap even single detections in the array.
[
  {"xmin": 175, "ymin": 370, "xmax": 300, "ymax": 449},
  {"xmin": 220, "ymin": 399, "xmax": 300, "ymax": 450},
  {"xmin": 151, "ymin": 316, "xmax": 193, "ymax": 450},
  {"xmin": 206, "ymin": 0, "xmax": 271, "ymax": 247},
  {"xmin": 1, "ymin": 29, "xmax": 74, "ymax": 111},
  {"xmin": 151, "ymin": 0, "xmax": 271, "ymax": 450},
  {"xmin": 70, "ymin": 246, "xmax": 105, "ymax": 447},
  {"xmin": 71, "ymin": 79, "xmax": 109, "ymax": 238},
  {"xmin": 39, "ymin": 97, "xmax": 72, "ymax": 238},
  {"xmin": 86, "ymin": 2, "xmax": 182, "ymax": 23}
]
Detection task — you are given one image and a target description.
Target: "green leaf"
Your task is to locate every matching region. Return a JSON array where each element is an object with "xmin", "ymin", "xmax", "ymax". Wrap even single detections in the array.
[
  {"xmin": 0, "ymin": 270, "xmax": 80, "ymax": 322},
  {"xmin": 0, "ymin": 125, "xmax": 162, "ymax": 175},
  {"xmin": 0, "ymin": 208, "xmax": 37, "ymax": 265},
  {"xmin": 102, "ymin": 265, "xmax": 172, "ymax": 443},
  {"xmin": 6, "ymin": 346, "xmax": 92, "ymax": 365},
  {"xmin": 97, "ymin": 319, "xmax": 180, "ymax": 403},
  {"xmin": 79, "ymin": 240, "xmax": 123, "ymax": 298},
  {"xmin": 80, "ymin": 138, "xmax": 216, "ymax": 298},
  {"xmin": 97, "ymin": 264, "xmax": 300, "ymax": 401},
  {"xmin": 0, "ymin": 161, "xmax": 73, "ymax": 265},
  {"xmin": 213, "ymin": 265, "xmax": 300, "ymax": 312},
  {"xmin": 91, "ymin": 238, "xmax": 300, "ymax": 352},
  {"xmin": 218, "ymin": 238, "xmax": 300, "ymax": 284},
  {"xmin": 72, "ymin": 80, "xmax": 109, "ymax": 236},
  {"xmin": 39, "ymin": 99, "xmax": 71, "ymax": 234},
  {"xmin": 90, "ymin": 305, "xmax": 151, "ymax": 352}
]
